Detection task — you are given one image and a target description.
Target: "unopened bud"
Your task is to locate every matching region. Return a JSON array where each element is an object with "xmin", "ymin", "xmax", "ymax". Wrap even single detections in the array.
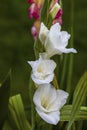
[{"xmin": 50, "ymin": 3, "xmax": 61, "ymax": 19}]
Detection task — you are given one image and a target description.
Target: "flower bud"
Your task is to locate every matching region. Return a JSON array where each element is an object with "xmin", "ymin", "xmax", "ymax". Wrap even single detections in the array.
[
  {"xmin": 28, "ymin": 3, "xmax": 40, "ymax": 19},
  {"xmin": 27, "ymin": 0, "xmax": 34, "ymax": 4},
  {"xmin": 49, "ymin": 3, "xmax": 61, "ymax": 20}
]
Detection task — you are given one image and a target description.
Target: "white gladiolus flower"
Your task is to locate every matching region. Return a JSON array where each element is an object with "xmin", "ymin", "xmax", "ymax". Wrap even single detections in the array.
[
  {"xmin": 33, "ymin": 84, "xmax": 69, "ymax": 125},
  {"xmin": 39, "ymin": 22, "xmax": 77, "ymax": 57},
  {"xmin": 28, "ymin": 54, "xmax": 56, "ymax": 85}
]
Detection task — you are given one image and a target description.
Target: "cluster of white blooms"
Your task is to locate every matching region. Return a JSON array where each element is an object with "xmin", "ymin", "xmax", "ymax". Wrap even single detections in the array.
[{"xmin": 28, "ymin": 22, "xmax": 77, "ymax": 125}]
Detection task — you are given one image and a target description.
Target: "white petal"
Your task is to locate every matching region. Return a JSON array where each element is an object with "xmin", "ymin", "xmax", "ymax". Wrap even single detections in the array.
[
  {"xmin": 28, "ymin": 60, "xmax": 39, "ymax": 70},
  {"xmin": 45, "ymin": 29, "xmax": 70, "ymax": 51},
  {"xmin": 39, "ymin": 22, "xmax": 49, "ymax": 44},
  {"xmin": 31, "ymin": 73, "xmax": 54, "ymax": 84},
  {"xmin": 33, "ymin": 84, "xmax": 51, "ymax": 112},
  {"xmin": 33, "ymin": 84, "xmax": 59, "ymax": 112},
  {"xmin": 45, "ymin": 86, "xmax": 58, "ymax": 111},
  {"xmin": 59, "ymin": 48, "xmax": 77, "ymax": 53},
  {"xmin": 45, "ymin": 45, "xmax": 77, "ymax": 57},
  {"xmin": 59, "ymin": 31, "xmax": 71, "ymax": 48},
  {"xmin": 28, "ymin": 61, "xmax": 35, "ymax": 68},
  {"xmin": 45, "ymin": 44, "xmax": 62, "ymax": 57},
  {"xmin": 36, "ymin": 107, "xmax": 60, "ymax": 125},
  {"xmin": 50, "ymin": 89, "xmax": 69, "ymax": 110},
  {"xmin": 45, "ymin": 23, "xmax": 61, "ymax": 48},
  {"xmin": 50, "ymin": 23, "xmax": 61, "ymax": 33},
  {"xmin": 40, "ymin": 60, "xmax": 56, "ymax": 74}
]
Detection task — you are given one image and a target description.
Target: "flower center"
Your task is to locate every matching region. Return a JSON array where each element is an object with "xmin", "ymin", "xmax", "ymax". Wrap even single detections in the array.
[
  {"xmin": 41, "ymin": 99, "xmax": 48, "ymax": 109},
  {"xmin": 37, "ymin": 67, "xmax": 43, "ymax": 73}
]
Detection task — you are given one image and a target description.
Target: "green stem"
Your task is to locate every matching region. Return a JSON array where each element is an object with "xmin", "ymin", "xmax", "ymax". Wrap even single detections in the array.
[
  {"xmin": 53, "ymin": 74, "xmax": 59, "ymax": 89},
  {"xmin": 71, "ymin": 123, "xmax": 76, "ymax": 130},
  {"xmin": 29, "ymin": 76, "xmax": 35, "ymax": 130},
  {"xmin": 60, "ymin": 54, "xmax": 68, "ymax": 89},
  {"xmin": 66, "ymin": 0, "xmax": 74, "ymax": 96}
]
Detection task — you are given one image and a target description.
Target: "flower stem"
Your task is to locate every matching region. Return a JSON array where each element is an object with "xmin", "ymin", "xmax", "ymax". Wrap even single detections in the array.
[
  {"xmin": 66, "ymin": 0, "xmax": 74, "ymax": 97},
  {"xmin": 29, "ymin": 76, "xmax": 35, "ymax": 130},
  {"xmin": 53, "ymin": 74, "xmax": 59, "ymax": 89},
  {"xmin": 60, "ymin": 54, "xmax": 68, "ymax": 89}
]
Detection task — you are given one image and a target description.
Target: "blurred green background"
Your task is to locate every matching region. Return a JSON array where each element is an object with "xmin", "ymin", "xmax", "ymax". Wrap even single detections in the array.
[
  {"xmin": 0, "ymin": 0, "xmax": 34, "ymax": 103},
  {"xmin": 0, "ymin": 0, "xmax": 87, "ymax": 129}
]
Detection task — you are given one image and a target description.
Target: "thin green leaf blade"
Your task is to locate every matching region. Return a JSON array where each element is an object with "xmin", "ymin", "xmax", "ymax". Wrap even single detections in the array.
[
  {"xmin": 67, "ymin": 71, "xmax": 87, "ymax": 130},
  {"xmin": 40, "ymin": 0, "xmax": 52, "ymax": 24},
  {"xmin": 60, "ymin": 105, "xmax": 87, "ymax": 121},
  {"xmin": 0, "ymin": 71, "xmax": 10, "ymax": 129},
  {"xmin": 9, "ymin": 94, "xmax": 31, "ymax": 130}
]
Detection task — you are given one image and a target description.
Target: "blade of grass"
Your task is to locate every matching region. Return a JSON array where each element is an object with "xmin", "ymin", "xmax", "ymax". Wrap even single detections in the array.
[
  {"xmin": 67, "ymin": 71, "xmax": 87, "ymax": 130},
  {"xmin": 60, "ymin": 105, "xmax": 87, "ymax": 121},
  {"xmin": 66, "ymin": 0, "xmax": 74, "ymax": 99},
  {"xmin": 40, "ymin": 0, "xmax": 52, "ymax": 24},
  {"xmin": 29, "ymin": 76, "xmax": 35, "ymax": 130},
  {"xmin": 0, "ymin": 70, "xmax": 11, "ymax": 129},
  {"xmin": 9, "ymin": 94, "xmax": 32, "ymax": 130}
]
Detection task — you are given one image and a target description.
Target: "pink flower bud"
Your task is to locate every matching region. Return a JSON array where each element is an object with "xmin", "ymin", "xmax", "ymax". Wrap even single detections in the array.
[
  {"xmin": 53, "ymin": 16, "xmax": 62, "ymax": 25},
  {"xmin": 55, "ymin": 9, "xmax": 63, "ymax": 19},
  {"xmin": 27, "ymin": 0, "xmax": 34, "ymax": 4},
  {"xmin": 28, "ymin": 3, "xmax": 40, "ymax": 19},
  {"xmin": 31, "ymin": 26, "xmax": 37, "ymax": 39}
]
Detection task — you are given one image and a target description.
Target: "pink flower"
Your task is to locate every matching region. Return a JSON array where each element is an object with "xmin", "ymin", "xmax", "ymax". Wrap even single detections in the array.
[
  {"xmin": 27, "ymin": 0, "xmax": 34, "ymax": 4},
  {"xmin": 53, "ymin": 9, "xmax": 63, "ymax": 25},
  {"xmin": 28, "ymin": 3, "xmax": 40, "ymax": 19},
  {"xmin": 31, "ymin": 20, "xmax": 40, "ymax": 39},
  {"xmin": 55, "ymin": 9, "xmax": 63, "ymax": 19},
  {"xmin": 53, "ymin": 17, "xmax": 62, "ymax": 25},
  {"xmin": 31, "ymin": 26, "xmax": 37, "ymax": 39}
]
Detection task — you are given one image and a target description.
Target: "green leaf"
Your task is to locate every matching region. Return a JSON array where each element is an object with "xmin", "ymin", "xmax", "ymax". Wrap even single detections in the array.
[
  {"xmin": 40, "ymin": 0, "xmax": 52, "ymax": 25},
  {"xmin": 34, "ymin": 37, "xmax": 44, "ymax": 59},
  {"xmin": 8, "ymin": 103, "xmax": 21, "ymax": 130},
  {"xmin": 0, "ymin": 71, "xmax": 10, "ymax": 129},
  {"xmin": 67, "ymin": 71, "xmax": 87, "ymax": 130},
  {"xmin": 60, "ymin": 105, "xmax": 87, "ymax": 121},
  {"xmin": 8, "ymin": 94, "xmax": 32, "ymax": 130},
  {"xmin": 66, "ymin": 0, "xmax": 74, "ymax": 102},
  {"xmin": 46, "ymin": 3, "xmax": 60, "ymax": 29}
]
